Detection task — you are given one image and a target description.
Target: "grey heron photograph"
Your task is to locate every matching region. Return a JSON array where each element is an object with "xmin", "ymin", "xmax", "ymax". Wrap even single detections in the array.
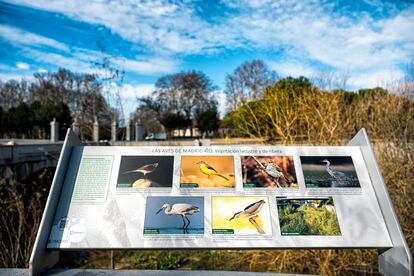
[
  {"xmin": 116, "ymin": 156, "xmax": 174, "ymax": 188},
  {"xmin": 300, "ymin": 156, "xmax": 360, "ymax": 188},
  {"xmin": 143, "ymin": 196, "xmax": 204, "ymax": 235},
  {"xmin": 241, "ymin": 156, "xmax": 298, "ymax": 188},
  {"xmin": 277, "ymin": 197, "xmax": 341, "ymax": 236}
]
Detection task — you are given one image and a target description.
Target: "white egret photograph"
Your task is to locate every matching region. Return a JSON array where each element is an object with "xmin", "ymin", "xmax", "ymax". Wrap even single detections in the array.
[{"xmin": 143, "ymin": 196, "xmax": 204, "ymax": 235}]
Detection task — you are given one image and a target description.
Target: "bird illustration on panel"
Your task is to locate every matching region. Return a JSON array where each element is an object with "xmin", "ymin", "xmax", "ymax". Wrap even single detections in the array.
[
  {"xmin": 156, "ymin": 203, "xmax": 200, "ymax": 234},
  {"xmin": 229, "ymin": 199, "xmax": 266, "ymax": 234}
]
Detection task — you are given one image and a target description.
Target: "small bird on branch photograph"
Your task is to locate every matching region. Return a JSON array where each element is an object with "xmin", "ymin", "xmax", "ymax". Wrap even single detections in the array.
[
  {"xmin": 180, "ymin": 156, "xmax": 235, "ymax": 188},
  {"xmin": 241, "ymin": 156, "xmax": 298, "ymax": 188},
  {"xmin": 116, "ymin": 156, "xmax": 174, "ymax": 188},
  {"xmin": 212, "ymin": 196, "xmax": 272, "ymax": 235},
  {"xmin": 300, "ymin": 156, "xmax": 360, "ymax": 188},
  {"xmin": 143, "ymin": 196, "xmax": 204, "ymax": 235}
]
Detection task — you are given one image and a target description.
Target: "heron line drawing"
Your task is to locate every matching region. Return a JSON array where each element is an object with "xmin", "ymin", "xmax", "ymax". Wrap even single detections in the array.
[
  {"xmin": 229, "ymin": 199, "xmax": 266, "ymax": 234},
  {"xmin": 321, "ymin": 159, "xmax": 350, "ymax": 181},
  {"xmin": 251, "ymin": 156, "xmax": 291, "ymax": 188},
  {"xmin": 197, "ymin": 161, "xmax": 229, "ymax": 181},
  {"xmin": 156, "ymin": 203, "xmax": 200, "ymax": 234}
]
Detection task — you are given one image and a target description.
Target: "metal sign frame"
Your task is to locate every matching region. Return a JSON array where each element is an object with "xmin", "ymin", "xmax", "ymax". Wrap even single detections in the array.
[{"xmin": 29, "ymin": 129, "xmax": 412, "ymax": 275}]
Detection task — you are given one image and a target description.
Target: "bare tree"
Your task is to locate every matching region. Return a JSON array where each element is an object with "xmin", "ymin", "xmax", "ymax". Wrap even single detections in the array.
[
  {"xmin": 149, "ymin": 71, "xmax": 217, "ymax": 136},
  {"xmin": 400, "ymin": 59, "xmax": 414, "ymax": 99},
  {"xmin": 224, "ymin": 59, "xmax": 278, "ymax": 111},
  {"xmin": 131, "ymin": 105, "xmax": 163, "ymax": 134},
  {"xmin": 313, "ymin": 70, "xmax": 349, "ymax": 91},
  {"xmin": 93, "ymin": 40, "xmax": 126, "ymax": 124},
  {"xmin": 0, "ymin": 79, "xmax": 29, "ymax": 110}
]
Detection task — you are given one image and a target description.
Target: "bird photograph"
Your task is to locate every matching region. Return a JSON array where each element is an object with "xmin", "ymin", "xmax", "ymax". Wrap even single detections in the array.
[
  {"xmin": 300, "ymin": 156, "xmax": 360, "ymax": 188},
  {"xmin": 180, "ymin": 156, "xmax": 235, "ymax": 188},
  {"xmin": 277, "ymin": 196, "xmax": 341, "ymax": 236},
  {"xmin": 212, "ymin": 196, "xmax": 271, "ymax": 235},
  {"xmin": 116, "ymin": 156, "xmax": 174, "ymax": 188},
  {"xmin": 143, "ymin": 196, "xmax": 204, "ymax": 235},
  {"xmin": 241, "ymin": 156, "xmax": 298, "ymax": 188}
]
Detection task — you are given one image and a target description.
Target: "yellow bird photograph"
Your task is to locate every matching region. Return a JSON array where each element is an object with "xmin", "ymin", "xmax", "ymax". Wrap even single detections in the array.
[{"xmin": 180, "ymin": 156, "xmax": 235, "ymax": 188}]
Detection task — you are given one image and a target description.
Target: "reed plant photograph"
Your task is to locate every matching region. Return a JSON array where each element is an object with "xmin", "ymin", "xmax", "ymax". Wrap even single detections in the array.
[{"xmin": 277, "ymin": 197, "xmax": 341, "ymax": 236}]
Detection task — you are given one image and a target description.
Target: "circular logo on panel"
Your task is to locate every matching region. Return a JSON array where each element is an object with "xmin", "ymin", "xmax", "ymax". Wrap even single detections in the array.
[
  {"xmin": 58, "ymin": 217, "xmax": 70, "ymax": 231},
  {"xmin": 68, "ymin": 223, "xmax": 87, "ymax": 243}
]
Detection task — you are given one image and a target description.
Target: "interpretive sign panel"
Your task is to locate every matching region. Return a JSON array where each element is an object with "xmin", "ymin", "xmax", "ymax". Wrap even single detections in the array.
[{"xmin": 47, "ymin": 145, "xmax": 392, "ymax": 249}]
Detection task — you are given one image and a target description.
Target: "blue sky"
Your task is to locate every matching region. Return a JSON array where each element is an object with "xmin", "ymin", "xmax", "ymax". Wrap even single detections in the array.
[{"xmin": 0, "ymin": 0, "xmax": 413, "ymax": 117}]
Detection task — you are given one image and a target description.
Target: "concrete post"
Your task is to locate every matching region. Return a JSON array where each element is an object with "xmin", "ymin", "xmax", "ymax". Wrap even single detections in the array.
[
  {"xmin": 135, "ymin": 122, "xmax": 144, "ymax": 141},
  {"xmin": 93, "ymin": 116, "xmax": 99, "ymax": 142},
  {"xmin": 72, "ymin": 117, "xmax": 80, "ymax": 136},
  {"xmin": 50, "ymin": 118, "xmax": 59, "ymax": 142},
  {"xmin": 111, "ymin": 120, "xmax": 117, "ymax": 142},
  {"xmin": 126, "ymin": 120, "xmax": 132, "ymax": 141}
]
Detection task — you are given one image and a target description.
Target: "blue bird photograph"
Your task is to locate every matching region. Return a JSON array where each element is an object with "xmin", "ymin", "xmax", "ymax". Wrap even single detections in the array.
[{"xmin": 300, "ymin": 156, "xmax": 360, "ymax": 188}]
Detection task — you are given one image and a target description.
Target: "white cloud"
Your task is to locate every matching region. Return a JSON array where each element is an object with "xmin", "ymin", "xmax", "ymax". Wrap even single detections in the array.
[
  {"xmin": 118, "ymin": 57, "xmax": 179, "ymax": 75},
  {"xmin": 0, "ymin": 64, "xmax": 33, "ymax": 81},
  {"xmin": 0, "ymin": 72, "xmax": 33, "ymax": 81},
  {"xmin": 16, "ymin": 62, "xmax": 30, "ymax": 70},
  {"xmin": 214, "ymin": 91, "xmax": 227, "ymax": 119},
  {"xmin": 22, "ymin": 48, "xmax": 96, "ymax": 74},
  {"xmin": 348, "ymin": 68, "xmax": 404, "ymax": 88},
  {"xmin": 37, "ymin": 68, "xmax": 48, "ymax": 73},
  {"xmin": 4, "ymin": 0, "xmax": 414, "ymax": 89},
  {"xmin": 6, "ymin": 1, "xmax": 216, "ymax": 54},
  {"xmin": 0, "ymin": 25, "xmax": 68, "ymax": 51},
  {"xmin": 18, "ymin": 46, "xmax": 178, "ymax": 77},
  {"xmin": 111, "ymin": 83, "xmax": 155, "ymax": 118},
  {"xmin": 120, "ymin": 83, "xmax": 155, "ymax": 99},
  {"xmin": 270, "ymin": 61, "xmax": 316, "ymax": 78}
]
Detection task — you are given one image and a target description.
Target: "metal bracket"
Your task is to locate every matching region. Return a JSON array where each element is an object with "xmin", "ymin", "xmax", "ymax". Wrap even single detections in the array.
[
  {"xmin": 348, "ymin": 128, "xmax": 412, "ymax": 276},
  {"xmin": 29, "ymin": 129, "xmax": 81, "ymax": 275}
]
